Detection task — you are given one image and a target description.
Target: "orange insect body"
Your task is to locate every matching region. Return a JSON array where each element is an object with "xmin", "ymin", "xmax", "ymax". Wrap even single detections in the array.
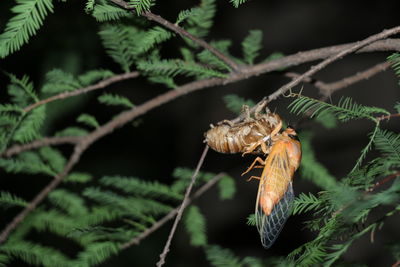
[
  {"xmin": 205, "ymin": 104, "xmax": 282, "ymax": 155},
  {"xmin": 242, "ymin": 127, "xmax": 302, "ymax": 248}
]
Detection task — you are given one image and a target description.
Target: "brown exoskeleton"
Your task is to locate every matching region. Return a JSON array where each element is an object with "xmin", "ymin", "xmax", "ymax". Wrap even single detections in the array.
[{"xmin": 204, "ymin": 102, "xmax": 282, "ymax": 155}]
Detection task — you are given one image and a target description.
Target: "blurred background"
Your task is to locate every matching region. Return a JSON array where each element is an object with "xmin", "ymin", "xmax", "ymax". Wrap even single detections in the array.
[{"xmin": 1, "ymin": 0, "xmax": 400, "ymax": 266}]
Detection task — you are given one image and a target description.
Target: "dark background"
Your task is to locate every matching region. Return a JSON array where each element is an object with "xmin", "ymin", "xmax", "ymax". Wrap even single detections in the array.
[{"xmin": 1, "ymin": 0, "xmax": 400, "ymax": 266}]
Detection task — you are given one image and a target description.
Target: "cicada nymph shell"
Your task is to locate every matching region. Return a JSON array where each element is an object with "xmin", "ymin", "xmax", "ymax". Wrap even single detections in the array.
[{"xmin": 204, "ymin": 103, "xmax": 282, "ymax": 155}]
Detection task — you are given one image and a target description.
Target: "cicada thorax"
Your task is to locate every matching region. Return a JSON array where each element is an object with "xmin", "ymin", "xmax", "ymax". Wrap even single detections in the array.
[{"xmin": 204, "ymin": 104, "xmax": 282, "ymax": 155}]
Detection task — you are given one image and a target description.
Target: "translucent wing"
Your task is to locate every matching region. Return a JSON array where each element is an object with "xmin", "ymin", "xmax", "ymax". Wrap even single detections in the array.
[{"xmin": 255, "ymin": 182, "xmax": 294, "ymax": 248}]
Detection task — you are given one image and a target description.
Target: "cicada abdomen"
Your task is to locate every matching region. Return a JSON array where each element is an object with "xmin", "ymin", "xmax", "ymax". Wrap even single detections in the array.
[
  {"xmin": 242, "ymin": 127, "xmax": 301, "ymax": 248},
  {"xmin": 204, "ymin": 104, "xmax": 282, "ymax": 155}
]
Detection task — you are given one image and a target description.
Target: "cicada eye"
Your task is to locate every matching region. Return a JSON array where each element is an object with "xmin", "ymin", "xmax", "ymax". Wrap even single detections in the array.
[{"xmin": 288, "ymin": 134, "xmax": 300, "ymax": 141}]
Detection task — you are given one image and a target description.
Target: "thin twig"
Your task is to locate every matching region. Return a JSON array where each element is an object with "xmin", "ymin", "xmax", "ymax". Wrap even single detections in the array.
[
  {"xmin": 23, "ymin": 71, "xmax": 139, "ymax": 113},
  {"xmin": 1, "ymin": 34, "xmax": 400, "ymax": 244},
  {"xmin": 283, "ymin": 61, "xmax": 391, "ymax": 99},
  {"xmin": 318, "ymin": 61, "xmax": 392, "ymax": 99},
  {"xmin": 6, "ymin": 39, "xmax": 400, "ymax": 154},
  {"xmin": 265, "ymin": 26, "xmax": 400, "ymax": 103},
  {"xmin": 2, "ymin": 136, "xmax": 81, "ymax": 157},
  {"xmin": 377, "ymin": 113, "xmax": 400, "ymax": 121},
  {"xmin": 366, "ymin": 171, "xmax": 400, "ymax": 192},
  {"xmin": 0, "ymin": 143, "xmax": 86, "ymax": 244},
  {"xmin": 120, "ymin": 172, "xmax": 225, "ymax": 249},
  {"xmin": 156, "ymin": 145, "xmax": 209, "ymax": 267},
  {"xmin": 109, "ymin": 0, "xmax": 241, "ymax": 72}
]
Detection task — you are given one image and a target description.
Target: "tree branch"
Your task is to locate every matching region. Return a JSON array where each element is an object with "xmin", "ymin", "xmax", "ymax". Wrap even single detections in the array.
[
  {"xmin": 284, "ymin": 61, "xmax": 392, "ymax": 100},
  {"xmin": 318, "ymin": 61, "xmax": 392, "ymax": 98},
  {"xmin": 1, "ymin": 32, "xmax": 400, "ymax": 244},
  {"xmin": 109, "ymin": 0, "xmax": 241, "ymax": 72},
  {"xmin": 2, "ymin": 136, "xmax": 81, "ymax": 157},
  {"xmin": 156, "ymin": 145, "xmax": 209, "ymax": 267},
  {"xmin": 120, "ymin": 172, "xmax": 225, "ymax": 250},
  {"xmin": 23, "ymin": 71, "xmax": 139, "ymax": 113},
  {"xmin": 264, "ymin": 26, "xmax": 400, "ymax": 104}
]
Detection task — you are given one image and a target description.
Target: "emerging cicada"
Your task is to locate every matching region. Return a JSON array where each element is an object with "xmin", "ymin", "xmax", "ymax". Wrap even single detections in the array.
[
  {"xmin": 242, "ymin": 126, "xmax": 301, "ymax": 248},
  {"xmin": 204, "ymin": 103, "xmax": 282, "ymax": 155}
]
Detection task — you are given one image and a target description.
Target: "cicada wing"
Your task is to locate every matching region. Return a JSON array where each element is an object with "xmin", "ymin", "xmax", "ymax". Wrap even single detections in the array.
[{"xmin": 255, "ymin": 182, "xmax": 294, "ymax": 249}]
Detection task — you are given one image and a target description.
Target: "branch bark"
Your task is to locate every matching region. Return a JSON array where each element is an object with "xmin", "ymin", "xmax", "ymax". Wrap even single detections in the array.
[
  {"xmin": 1, "ymin": 29, "xmax": 400, "ymax": 244},
  {"xmin": 23, "ymin": 71, "xmax": 139, "ymax": 113},
  {"xmin": 284, "ymin": 61, "xmax": 392, "ymax": 100},
  {"xmin": 156, "ymin": 145, "xmax": 209, "ymax": 267}
]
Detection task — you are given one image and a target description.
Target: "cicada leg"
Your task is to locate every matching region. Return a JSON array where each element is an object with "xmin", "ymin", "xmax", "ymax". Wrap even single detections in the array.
[
  {"xmin": 241, "ymin": 156, "xmax": 266, "ymax": 176},
  {"xmin": 246, "ymin": 175, "xmax": 261, "ymax": 182},
  {"xmin": 242, "ymin": 140, "xmax": 269, "ymax": 156}
]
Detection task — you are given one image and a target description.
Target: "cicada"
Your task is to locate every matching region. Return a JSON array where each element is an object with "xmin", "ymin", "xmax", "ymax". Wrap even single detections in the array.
[
  {"xmin": 242, "ymin": 126, "xmax": 302, "ymax": 248},
  {"xmin": 204, "ymin": 103, "xmax": 282, "ymax": 155}
]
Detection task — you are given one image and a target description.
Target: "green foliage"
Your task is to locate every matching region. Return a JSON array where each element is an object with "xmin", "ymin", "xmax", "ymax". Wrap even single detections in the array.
[
  {"xmin": 48, "ymin": 189, "xmax": 88, "ymax": 216},
  {"xmin": 388, "ymin": 53, "xmax": 400, "ymax": 81},
  {"xmin": 38, "ymin": 146, "xmax": 66, "ymax": 173},
  {"xmin": 41, "ymin": 68, "xmax": 112, "ymax": 95},
  {"xmin": 55, "ymin": 126, "xmax": 89, "ymax": 137},
  {"xmin": 91, "ymin": 3, "xmax": 132, "ymax": 22},
  {"xmin": 217, "ymin": 175, "xmax": 236, "ymax": 200},
  {"xmin": 197, "ymin": 40, "xmax": 233, "ymax": 71},
  {"xmin": 128, "ymin": 0, "xmax": 153, "ymax": 16},
  {"xmin": 0, "ymin": 1, "xmax": 398, "ymax": 266},
  {"xmin": 183, "ymin": 0, "xmax": 216, "ymax": 39},
  {"xmin": 176, "ymin": 8, "xmax": 201, "ymax": 25},
  {"xmin": 98, "ymin": 24, "xmax": 137, "ymax": 73},
  {"xmin": 98, "ymin": 93, "xmax": 134, "ymax": 108},
  {"xmin": 299, "ymin": 132, "xmax": 337, "ymax": 190},
  {"xmin": 77, "ymin": 113, "xmax": 100, "ymax": 129},
  {"xmin": 293, "ymin": 193, "xmax": 322, "ymax": 215},
  {"xmin": 223, "ymin": 94, "xmax": 255, "ymax": 114},
  {"xmin": 242, "ymin": 30, "xmax": 263, "ymax": 64},
  {"xmin": 1, "ymin": 241, "xmax": 70, "ymax": 267},
  {"xmin": 0, "ymin": 151, "xmax": 56, "ymax": 176},
  {"xmin": 78, "ymin": 69, "xmax": 114, "ymax": 86},
  {"xmin": 205, "ymin": 245, "xmax": 242, "ymax": 267},
  {"xmin": 246, "ymin": 213, "xmax": 256, "ymax": 226},
  {"xmin": 135, "ymin": 26, "xmax": 173, "ymax": 55},
  {"xmin": 138, "ymin": 58, "xmax": 227, "ymax": 79},
  {"xmin": 184, "ymin": 205, "xmax": 208, "ymax": 247},
  {"xmin": 64, "ymin": 172, "xmax": 92, "ymax": 183},
  {"xmin": 12, "ymin": 105, "xmax": 45, "ymax": 143},
  {"xmin": 374, "ymin": 129, "xmax": 400, "ymax": 167},
  {"xmin": 74, "ymin": 242, "xmax": 119, "ymax": 266},
  {"xmin": 0, "ymin": 192, "xmax": 27, "ymax": 209},
  {"xmin": 171, "ymin": 167, "xmax": 215, "ymax": 193},
  {"xmin": 289, "ymin": 94, "xmax": 389, "ymax": 123},
  {"xmin": 395, "ymin": 102, "xmax": 400, "ymax": 113},
  {"xmin": 230, "ymin": 0, "xmax": 249, "ymax": 8},
  {"xmin": 100, "ymin": 175, "xmax": 183, "ymax": 201},
  {"xmin": 6, "ymin": 73, "xmax": 38, "ymax": 106},
  {"xmin": 314, "ymin": 110, "xmax": 337, "ymax": 129},
  {"xmin": 0, "ymin": 0, "xmax": 54, "ymax": 58}
]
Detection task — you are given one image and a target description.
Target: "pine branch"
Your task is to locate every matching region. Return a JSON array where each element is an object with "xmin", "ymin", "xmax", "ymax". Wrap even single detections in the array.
[
  {"xmin": 265, "ymin": 26, "xmax": 400, "ymax": 104},
  {"xmin": 284, "ymin": 61, "xmax": 392, "ymax": 100},
  {"xmin": 2, "ymin": 136, "xmax": 80, "ymax": 157},
  {"xmin": 23, "ymin": 71, "xmax": 139, "ymax": 113},
  {"xmin": 1, "ymin": 31, "xmax": 400, "ymax": 244},
  {"xmin": 109, "ymin": 0, "xmax": 241, "ymax": 72},
  {"xmin": 0, "ymin": 0, "xmax": 54, "ymax": 58},
  {"xmin": 156, "ymin": 145, "xmax": 209, "ymax": 267}
]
